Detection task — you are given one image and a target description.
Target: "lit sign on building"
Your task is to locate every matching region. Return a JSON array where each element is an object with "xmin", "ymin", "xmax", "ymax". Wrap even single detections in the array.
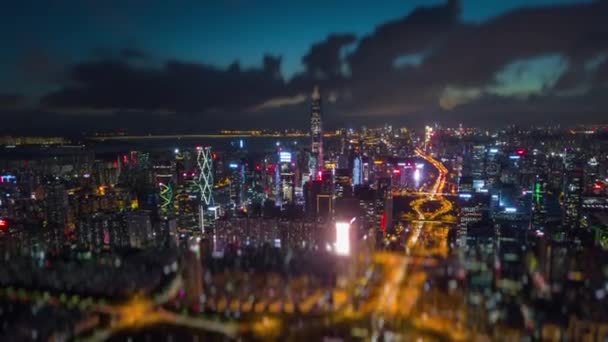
[
  {"xmin": 279, "ymin": 151, "xmax": 292, "ymax": 163},
  {"xmin": 335, "ymin": 222, "xmax": 351, "ymax": 256},
  {"xmin": 414, "ymin": 169, "xmax": 421, "ymax": 182},
  {"xmin": 0, "ymin": 175, "xmax": 16, "ymax": 183},
  {"xmin": 473, "ymin": 180, "xmax": 485, "ymax": 191}
]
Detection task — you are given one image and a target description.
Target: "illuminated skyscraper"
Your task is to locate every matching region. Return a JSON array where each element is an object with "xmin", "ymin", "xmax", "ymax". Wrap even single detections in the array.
[
  {"xmin": 353, "ymin": 156, "xmax": 363, "ymax": 186},
  {"xmin": 154, "ymin": 164, "xmax": 175, "ymax": 218},
  {"xmin": 195, "ymin": 146, "xmax": 214, "ymax": 232},
  {"xmin": 531, "ymin": 174, "xmax": 548, "ymax": 231},
  {"xmin": 277, "ymin": 151, "xmax": 295, "ymax": 205},
  {"xmin": 563, "ymin": 168, "xmax": 583, "ymax": 229},
  {"xmin": 563, "ymin": 149, "xmax": 583, "ymax": 229},
  {"xmin": 310, "ymin": 85, "xmax": 323, "ymax": 178},
  {"xmin": 424, "ymin": 125, "xmax": 433, "ymax": 151},
  {"xmin": 195, "ymin": 146, "xmax": 214, "ymax": 206}
]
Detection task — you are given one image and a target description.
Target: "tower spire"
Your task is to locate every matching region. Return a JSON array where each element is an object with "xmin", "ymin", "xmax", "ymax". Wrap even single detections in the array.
[{"xmin": 312, "ymin": 85, "xmax": 320, "ymax": 101}]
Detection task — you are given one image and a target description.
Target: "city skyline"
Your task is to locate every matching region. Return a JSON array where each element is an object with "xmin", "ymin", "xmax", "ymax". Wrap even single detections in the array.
[
  {"xmin": 2, "ymin": 1, "xmax": 608, "ymax": 340},
  {"xmin": 1, "ymin": 0, "xmax": 607, "ymax": 135}
]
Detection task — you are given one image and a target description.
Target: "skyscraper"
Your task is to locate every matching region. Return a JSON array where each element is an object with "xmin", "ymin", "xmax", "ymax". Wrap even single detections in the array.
[
  {"xmin": 531, "ymin": 174, "xmax": 548, "ymax": 232},
  {"xmin": 44, "ymin": 182, "xmax": 69, "ymax": 248},
  {"xmin": 563, "ymin": 168, "xmax": 583, "ymax": 229},
  {"xmin": 45, "ymin": 182, "xmax": 68, "ymax": 229},
  {"xmin": 353, "ymin": 156, "xmax": 363, "ymax": 186},
  {"xmin": 184, "ymin": 238, "xmax": 204, "ymax": 307},
  {"xmin": 310, "ymin": 85, "xmax": 323, "ymax": 179},
  {"xmin": 563, "ymin": 149, "xmax": 583, "ymax": 229},
  {"xmin": 125, "ymin": 210, "xmax": 153, "ymax": 248}
]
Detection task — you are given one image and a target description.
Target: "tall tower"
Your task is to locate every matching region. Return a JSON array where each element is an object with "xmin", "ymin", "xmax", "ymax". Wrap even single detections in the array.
[
  {"xmin": 310, "ymin": 85, "xmax": 323, "ymax": 179},
  {"xmin": 195, "ymin": 146, "xmax": 214, "ymax": 207},
  {"xmin": 562, "ymin": 148, "xmax": 583, "ymax": 230}
]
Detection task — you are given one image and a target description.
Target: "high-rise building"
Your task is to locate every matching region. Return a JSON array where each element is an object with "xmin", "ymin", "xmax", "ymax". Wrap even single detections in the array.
[
  {"xmin": 76, "ymin": 212, "xmax": 129, "ymax": 250},
  {"xmin": 424, "ymin": 125, "xmax": 433, "ymax": 151},
  {"xmin": 334, "ymin": 169, "xmax": 352, "ymax": 198},
  {"xmin": 277, "ymin": 151, "xmax": 295, "ymax": 205},
  {"xmin": 184, "ymin": 238, "xmax": 204, "ymax": 307},
  {"xmin": 563, "ymin": 168, "xmax": 583, "ymax": 229},
  {"xmin": 471, "ymin": 145, "xmax": 486, "ymax": 181},
  {"xmin": 125, "ymin": 210, "xmax": 153, "ymax": 248},
  {"xmin": 353, "ymin": 156, "xmax": 363, "ymax": 186},
  {"xmin": 195, "ymin": 146, "xmax": 214, "ymax": 207},
  {"xmin": 174, "ymin": 183, "xmax": 199, "ymax": 232},
  {"xmin": 195, "ymin": 146, "xmax": 214, "ymax": 232},
  {"xmin": 310, "ymin": 86, "xmax": 323, "ymax": 179},
  {"xmin": 304, "ymin": 180, "xmax": 332, "ymax": 219},
  {"xmin": 45, "ymin": 182, "xmax": 68, "ymax": 230},
  {"xmin": 531, "ymin": 174, "xmax": 548, "ymax": 231},
  {"xmin": 153, "ymin": 162, "xmax": 175, "ymax": 218},
  {"xmin": 563, "ymin": 149, "xmax": 583, "ymax": 229},
  {"xmin": 44, "ymin": 182, "xmax": 70, "ymax": 248}
]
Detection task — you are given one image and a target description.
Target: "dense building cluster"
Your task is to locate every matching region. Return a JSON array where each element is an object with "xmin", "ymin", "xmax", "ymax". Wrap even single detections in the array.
[{"xmin": 0, "ymin": 89, "xmax": 607, "ymax": 339}]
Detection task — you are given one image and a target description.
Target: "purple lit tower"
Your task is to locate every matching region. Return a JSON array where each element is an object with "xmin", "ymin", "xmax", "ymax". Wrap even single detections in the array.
[{"xmin": 310, "ymin": 85, "xmax": 323, "ymax": 179}]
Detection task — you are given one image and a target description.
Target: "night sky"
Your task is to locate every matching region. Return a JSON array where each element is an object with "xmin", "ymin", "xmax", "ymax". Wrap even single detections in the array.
[{"xmin": 0, "ymin": 0, "xmax": 607, "ymax": 135}]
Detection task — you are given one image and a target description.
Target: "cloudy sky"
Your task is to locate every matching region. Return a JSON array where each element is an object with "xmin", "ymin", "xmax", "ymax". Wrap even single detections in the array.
[{"xmin": 0, "ymin": 0, "xmax": 606, "ymax": 135}]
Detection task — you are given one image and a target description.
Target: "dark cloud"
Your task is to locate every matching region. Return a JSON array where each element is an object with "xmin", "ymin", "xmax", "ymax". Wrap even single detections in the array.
[
  {"xmin": 15, "ymin": 0, "xmax": 608, "ymax": 134},
  {"xmin": 302, "ymin": 33, "xmax": 356, "ymax": 80},
  {"xmin": 421, "ymin": 0, "xmax": 608, "ymax": 88},
  {"xmin": 120, "ymin": 48, "xmax": 148, "ymax": 60},
  {"xmin": 332, "ymin": 0, "xmax": 608, "ymax": 120},
  {"xmin": 596, "ymin": 59, "xmax": 608, "ymax": 83},
  {"xmin": 40, "ymin": 55, "xmax": 286, "ymax": 115},
  {"xmin": 348, "ymin": 0, "xmax": 462, "ymax": 80},
  {"xmin": 439, "ymin": 85, "xmax": 608, "ymax": 127},
  {"xmin": 18, "ymin": 48, "xmax": 65, "ymax": 84},
  {"xmin": 0, "ymin": 93, "xmax": 24, "ymax": 109}
]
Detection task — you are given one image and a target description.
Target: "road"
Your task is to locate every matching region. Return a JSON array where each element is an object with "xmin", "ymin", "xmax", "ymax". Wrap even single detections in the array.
[{"xmin": 379, "ymin": 147, "xmax": 466, "ymax": 339}]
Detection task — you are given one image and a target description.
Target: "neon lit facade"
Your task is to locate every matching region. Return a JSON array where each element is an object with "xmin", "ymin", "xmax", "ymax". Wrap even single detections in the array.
[
  {"xmin": 195, "ymin": 146, "xmax": 214, "ymax": 206},
  {"xmin": 155, "ymin": 173, "xmax": 174, "ymax": 216}
]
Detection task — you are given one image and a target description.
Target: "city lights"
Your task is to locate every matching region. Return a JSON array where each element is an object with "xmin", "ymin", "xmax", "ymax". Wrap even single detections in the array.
[
  {"xmin": 335, "ymin": 222, "xmax": 351, "ymax": 256},
  {"xmin": 279, "ymin": 151, "xmax": 292, "ymax": 163},
  {"xmin": 1, "ymin": 0, "xmax": 607, "ymax": 339},
  {"xmin": 413, "ymin": 168, "xmax": 421, "ymax": 181}
]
